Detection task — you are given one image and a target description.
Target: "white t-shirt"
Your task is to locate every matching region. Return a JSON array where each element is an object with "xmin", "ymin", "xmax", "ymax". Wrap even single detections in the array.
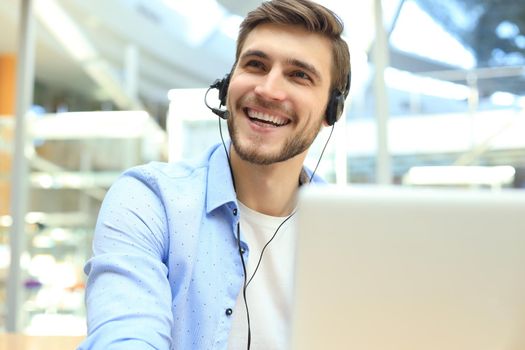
[{"xmin": 227, "ymin": 201, "xmax": 297, "ymax": 350}]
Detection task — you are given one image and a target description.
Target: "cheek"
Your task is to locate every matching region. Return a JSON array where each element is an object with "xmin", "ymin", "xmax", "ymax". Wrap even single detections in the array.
[
  {"xmin": 227, "ymin": 73, "xmax": 252, "ymax": 96},
  {"xmin": 306, "ymin": 95, "xmax": 330, "ymax": 122},
  {"xmin": 226, "ymin": 79, "xmax": 246, "ymax": 110}
]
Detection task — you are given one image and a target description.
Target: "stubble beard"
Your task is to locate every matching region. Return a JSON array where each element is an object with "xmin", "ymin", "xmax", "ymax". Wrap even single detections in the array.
[{"xmin": 227, "ymin": 107, "xmax": 323, "ymax": 166}]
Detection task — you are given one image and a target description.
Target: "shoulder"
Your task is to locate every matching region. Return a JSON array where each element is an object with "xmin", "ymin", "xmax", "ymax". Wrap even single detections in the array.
[{"xmin": 92, "ymin": 144, "xmax": 225, "ymax": 254}]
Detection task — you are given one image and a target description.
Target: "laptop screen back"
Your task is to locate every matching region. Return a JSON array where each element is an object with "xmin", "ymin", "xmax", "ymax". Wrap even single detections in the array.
[{"xmin": 291, "ymin": 186, "xmax": 525, "ymax": 350}]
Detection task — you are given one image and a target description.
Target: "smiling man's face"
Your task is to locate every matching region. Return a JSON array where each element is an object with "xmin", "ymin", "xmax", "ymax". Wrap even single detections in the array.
[{"xmin": 226, "ymin": 23, "xmax": 333, "ymax": 165}]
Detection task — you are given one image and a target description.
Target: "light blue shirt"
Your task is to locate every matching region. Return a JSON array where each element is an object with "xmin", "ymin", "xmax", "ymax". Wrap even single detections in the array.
[{"xmin": 79, "ymin": 142, "xmax": 319, "ymax": 350}]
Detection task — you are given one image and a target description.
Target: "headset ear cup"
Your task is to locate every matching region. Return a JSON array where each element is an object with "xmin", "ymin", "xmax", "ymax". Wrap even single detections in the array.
[
  {"xmin": 325, "ymin": 90, "xmax": 344, "ymax": 126},
  {"xmin": 218, "ymin": 74, "xmax": 230, "ymax": 107},
  {"xmin": 325, "ymin": 72, "xmax": 351, "ymax": 126}
]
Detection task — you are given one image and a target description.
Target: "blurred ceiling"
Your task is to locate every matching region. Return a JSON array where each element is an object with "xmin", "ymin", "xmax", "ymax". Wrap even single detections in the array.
[
  {"xmin": 1, "ymin": 0, "xmax": 240, "ymax": 108},
  {"xmin": 0, "ymin": 0, "xmax": 523, "ymax": 114}
]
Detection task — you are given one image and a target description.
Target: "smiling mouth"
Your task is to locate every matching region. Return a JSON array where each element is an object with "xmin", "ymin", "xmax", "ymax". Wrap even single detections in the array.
[{"xmin": 245, "ymin": 108, "xmax": 291, "ymax": 127}]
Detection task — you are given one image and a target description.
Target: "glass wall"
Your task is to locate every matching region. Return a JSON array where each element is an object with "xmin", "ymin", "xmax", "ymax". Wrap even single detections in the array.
[{"xmin": 345, "ymin": 0, "xmax": 525, "ymax": 187}]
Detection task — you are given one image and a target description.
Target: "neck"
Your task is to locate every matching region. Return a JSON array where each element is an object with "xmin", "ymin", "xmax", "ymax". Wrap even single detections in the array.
[{"xmin": 230, "ymin": 147, "xmax": 307, "ymax": 217}]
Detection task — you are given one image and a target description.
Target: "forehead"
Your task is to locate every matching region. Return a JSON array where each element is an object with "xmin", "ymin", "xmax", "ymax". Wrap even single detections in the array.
[{"xmin": 240, "ymin": 23, "xmax": 332, "ymax": 79}]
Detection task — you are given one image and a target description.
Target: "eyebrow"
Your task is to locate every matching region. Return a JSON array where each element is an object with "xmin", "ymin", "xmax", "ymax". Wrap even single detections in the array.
[
  {"xmin": 239, "ymin": 49, "xmax": 323, "ymax": 82},
  {"xmin": 240, "ymin": 49, "xmax": 268, "ymax": 60},
  {"xmin": 287, "ymin": 58, "xmax": 322, "ymax": 82}
]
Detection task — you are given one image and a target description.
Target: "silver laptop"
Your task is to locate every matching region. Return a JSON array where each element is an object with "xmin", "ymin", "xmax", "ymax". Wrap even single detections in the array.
[{"xmin": 291, "ymin": 185, "xmax": 525, "ymax": 350}]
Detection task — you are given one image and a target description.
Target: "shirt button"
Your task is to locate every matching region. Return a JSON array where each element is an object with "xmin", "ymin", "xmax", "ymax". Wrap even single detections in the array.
[
  {"xmin": 233, "ymin": 208, "xmax": 238, "ymax": 216},
  {"xmin": 240, "ymin": 247, "xmax": 246, "ymax": 254},
  {"xmin": 225, "ymin": 308, "xmax": 233, "ymax": 316}
]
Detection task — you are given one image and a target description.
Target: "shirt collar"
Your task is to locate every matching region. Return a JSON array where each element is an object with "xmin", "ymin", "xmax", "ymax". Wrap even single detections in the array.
[
  {"xmin": 299, "ymin": 168, "xmax": 310, "ymax": 186},
  {"xmin": 205, "ymin": 141, "xmax": 323, "ymax": 214},
  {"xmin": 205, "ymin": 141, "xmax": 237, "ymax": 214}
]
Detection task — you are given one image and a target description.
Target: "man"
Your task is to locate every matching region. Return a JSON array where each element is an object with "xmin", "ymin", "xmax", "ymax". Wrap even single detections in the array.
[{"xmin": 79, "ymin": 0, "xmax": 350, "ymax": 349}]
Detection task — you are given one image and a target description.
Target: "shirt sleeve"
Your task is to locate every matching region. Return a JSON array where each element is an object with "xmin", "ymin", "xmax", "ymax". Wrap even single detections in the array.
[{"xmin": 78, "ymin": 169, "xmax": 173, "ymax": 350}]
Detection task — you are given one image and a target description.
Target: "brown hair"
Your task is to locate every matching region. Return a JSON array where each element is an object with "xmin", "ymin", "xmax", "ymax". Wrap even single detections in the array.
[{"xmin": 235, "ymin": 0, "xmax": 350, "ymax": 93}]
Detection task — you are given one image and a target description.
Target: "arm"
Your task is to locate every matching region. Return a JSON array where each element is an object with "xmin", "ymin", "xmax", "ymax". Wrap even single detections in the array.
[{"xmin": 78, "ymin": 169, "xmax": 173, "ymax": 349}]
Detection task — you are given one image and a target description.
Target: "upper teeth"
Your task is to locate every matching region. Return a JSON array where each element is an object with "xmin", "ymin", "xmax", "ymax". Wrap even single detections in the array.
[{"xmin": 248, "ymin": 110, "xmax": 288, "ymax": 126}]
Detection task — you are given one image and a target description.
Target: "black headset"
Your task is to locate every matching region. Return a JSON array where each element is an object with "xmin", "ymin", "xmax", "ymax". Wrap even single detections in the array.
[{"xmin": 208, "ymin": 71, "xmax": 351, "ymax": 126}]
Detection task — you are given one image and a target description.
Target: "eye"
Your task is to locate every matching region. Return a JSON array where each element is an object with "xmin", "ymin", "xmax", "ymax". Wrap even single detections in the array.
[
  {"xmin": 291, "ymin": 70, "xmax": 312, "ymax": 82},
  {"xmin": 244, "ymin": 60, "xmax": 265, "ymax": 71}
]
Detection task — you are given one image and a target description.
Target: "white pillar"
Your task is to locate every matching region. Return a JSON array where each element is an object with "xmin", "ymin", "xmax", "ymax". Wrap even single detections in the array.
[
  {"xmin": 373, "ymin": 0, "xmax": 392, "ymax": 184},
  {"xmin": 7, "ymin": 0, "xmax": 35, "ymax": 332}
]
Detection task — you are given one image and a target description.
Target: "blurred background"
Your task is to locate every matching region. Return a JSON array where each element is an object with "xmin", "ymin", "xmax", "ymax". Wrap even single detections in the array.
[{"xmin": 0, "ymin": 0, "xmax": 524, "ymax": 337}]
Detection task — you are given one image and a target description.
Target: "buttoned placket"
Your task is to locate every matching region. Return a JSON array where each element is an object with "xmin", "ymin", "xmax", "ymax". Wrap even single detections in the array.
[{"xmin": 223, "ymin": 204, "xmax": 249, "ymax": 320}]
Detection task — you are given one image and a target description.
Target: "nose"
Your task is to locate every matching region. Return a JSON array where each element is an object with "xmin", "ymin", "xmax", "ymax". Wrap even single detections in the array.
[{"xmin": 253, "ymin": 69, "xmax": 287, "ymax": 101}]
